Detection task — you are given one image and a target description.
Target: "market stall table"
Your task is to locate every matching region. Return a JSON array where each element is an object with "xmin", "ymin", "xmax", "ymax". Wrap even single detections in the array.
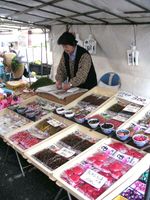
[
  {"xmin": 36, "ymin": 85, "xmax": 117, "ymax": 105},
  {"xmin": 37, "ymin": 91, "xmax": 86, "ymax": 105}
]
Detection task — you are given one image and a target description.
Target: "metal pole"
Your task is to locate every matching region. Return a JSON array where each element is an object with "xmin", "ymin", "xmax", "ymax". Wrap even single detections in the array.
[
  {"xmin": 40, "ymin": 42, "xmax": 43, "ymax": 76},
  {"xmin": 67, "ymin": 191, "xmax": 73, "ymax": 200},
  {"xmin": 54, "ymin": 188, "xmax": 63, "ymax": 200},
  {"xmin": 15, "ymin": 151, "xmax": 25, "ymax": 177},
  {"xmin": 26, "ymin": 48, "xmax": 31, "ymax": 85}
]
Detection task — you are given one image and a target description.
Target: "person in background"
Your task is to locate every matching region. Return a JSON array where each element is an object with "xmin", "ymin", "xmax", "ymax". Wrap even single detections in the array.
[
  {"xmin": 9, "ymin": 43, "xmax": 17, "ymax": 54},
  {"xmin": 55, "ymin": 31, "xmax": 97, "ymax": 90}
]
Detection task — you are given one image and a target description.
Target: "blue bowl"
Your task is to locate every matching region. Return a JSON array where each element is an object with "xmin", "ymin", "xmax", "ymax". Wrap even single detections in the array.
[
  {"xmin": 74, "ymin": 114, "xmax": 85, "ymax": 124},
  {"xmin": 56, "ymin": 107, "xmax": 65, "ymax": 115},
  {"xmin": 132, "ymin": 134, "xmax": 149, "ymax": 147},
  {"xmin": 88, "ymin": 118, "xmax": 99, "ymax": 129},
  {"xmin": 16, "ymin": 107, "xmax": 27, "ymax": 114},
  {"xmin": 116, "ymin": 129, "xmax": 130, "ymax": 141},
  {"xmin": 100, "ymin": 123, "xmax": 114, "ymax": 135}
]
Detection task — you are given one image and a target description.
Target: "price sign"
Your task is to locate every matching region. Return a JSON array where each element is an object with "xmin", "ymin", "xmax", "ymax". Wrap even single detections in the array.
[
  {"xmin": 117, "ymin": 91, "xmax": 150, "ymax": 106},
  {"xmin": 47, "ymin": 119, "xmax": 62, "ymax": 127},
  {"xmin": 123, "ymin": 104, "xmax": 141, "ymax": 113},
  {"xmin": 113, "ymin": 151, "xmax": 139, "ymax": 166},
  {"xmin": 57, "ymin": 147, "xmax": 75, "ymax": 158},
  {"xmin": 100, "ymin": 144, "xmax": 116, "ymax": 156},
  {"xmin": 113, "ymin": 115, "xmax": 128, "ymax": 122},
  {"xmin": 81, "ymin": 169, "xmax": 107, "ymax": 189}
]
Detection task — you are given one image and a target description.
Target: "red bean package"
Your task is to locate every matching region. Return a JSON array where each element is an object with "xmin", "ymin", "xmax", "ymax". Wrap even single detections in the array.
[{"xmin": 61, "ymin": 141, "xmax": 144, "ymax": 200}]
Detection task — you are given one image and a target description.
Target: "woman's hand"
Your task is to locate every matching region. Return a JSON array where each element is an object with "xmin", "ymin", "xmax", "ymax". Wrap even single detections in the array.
[
  {"xmin": 62, "ymin": 82, "xmax": 71, "ymax": 91},
  {"xmin": 56, "ymin": 81, "xmax": 62, "ymax": 89}
]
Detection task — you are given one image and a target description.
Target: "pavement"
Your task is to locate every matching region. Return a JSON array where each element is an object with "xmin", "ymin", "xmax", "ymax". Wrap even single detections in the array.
[{"xmin": 0, "ymin": 138, "xmax": 77, "ymax": 200}]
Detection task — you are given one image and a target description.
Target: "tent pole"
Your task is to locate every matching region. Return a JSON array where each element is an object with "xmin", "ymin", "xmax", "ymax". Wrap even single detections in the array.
[
  {"xmin": 26, "ymin": 48, "xmax": 31, "ymax": 86},
  {"xmin": 44, "ymin": 28, "xmax": 49, "ymax": 78},
  {"xmin": 40, "ymin": 42, "xmax": 43, "ymax": 76}
]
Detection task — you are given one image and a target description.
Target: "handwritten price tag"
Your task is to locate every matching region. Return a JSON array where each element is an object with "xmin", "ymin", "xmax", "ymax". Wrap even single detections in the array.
[
  {"xmin": 47, "ymin": 119, "xmax": 62, "ymax": 127},
  {"xmin": 57, "ymin": 147, "xmax": 75, "ymax": 158},
  {"xmin": 81, "ymin": 169, "xmax": 107, "ymax": 189},
  {"xmin": 123, "ymin": 104, "xmax": 141, "ymax": 113},
  {"xmin": 112, "ymin": 115, "xmax": 128, "ymax": 122},
  {"xmin": 113, "ymin": 151, "xmax": 139, "ymax": 166},
  {"xmin": 117, "ymin": 91, "xmax": 150, "ymax": 106},
  {"xmin": 100, "ymin": 144, "xmax": 116, "ymax": 156}
]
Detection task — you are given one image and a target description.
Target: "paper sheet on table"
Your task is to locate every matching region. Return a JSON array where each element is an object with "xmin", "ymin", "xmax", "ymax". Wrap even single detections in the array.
[{"xmin": 36, "ymin": 85, "xmax": 87, "ymax": 99}]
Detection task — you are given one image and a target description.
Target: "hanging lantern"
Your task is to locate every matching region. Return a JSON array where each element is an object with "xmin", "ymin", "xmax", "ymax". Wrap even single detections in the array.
[
  {"xmin": 83, "ymin": 34, "xmax": 96, "ymax": 55},
  {"xmin": 127, "ymin": 45, "xmax": 139, "ymax": 66},
  {"xmin": 127, "ymin": 25, "xmax": 139, "ymax": 66}
]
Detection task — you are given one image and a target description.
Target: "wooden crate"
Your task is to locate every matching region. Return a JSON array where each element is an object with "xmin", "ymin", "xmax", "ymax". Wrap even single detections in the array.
[
  {"xmin": 24, "ymin": 124, "xmax": 107, "ymax": 178},
  {"xmin": 4, "ymin": 113, "xmax": 74, "ymax": 155},
  {"xmin": 0, "ymin": 108, "xmax": 32, "ymax": 138},
  {"xmin": 53, "ymin": 138, "xmax": 150, "ymax": 200}
]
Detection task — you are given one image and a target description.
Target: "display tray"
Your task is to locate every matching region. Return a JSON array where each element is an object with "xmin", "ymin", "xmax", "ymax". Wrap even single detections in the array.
[
  {"xmin": 8, "ymin": 95, "xmax": 61, "ymax": 122},
  {"xmin": 0, "ymin": 108, "xmax": 32, "ymax": 138},
  {"xmin": 15, "ymin": 90, "xmax": 36, "ymax": 101},
  {"xmin": 54, "ymin": 86, "xmax": 117, "ymax": 118},
  {"xmin": 84, "ymin": 95, "xmax": 144, "ymax": 131},
  {"xmin": 4, "ymin": 113, "xmax": 74, "ymax": 155},
  {"xmin": 24, "ymin": 124, "xmax": 107, "ymax": 178},
  {"xmin": 53, "ymin": 138, "xmax": 149, "ymax": 200},
  {"xmin": 115, "ymin": 103, "xmax": 150, "ymax": 153},
  {"xmin": 107, "ymin": 169, "xmax": 149, "ymax": 200},
  {"xmin": 97, "ymin": 131, "xmax": 150, "ymax": 153}
]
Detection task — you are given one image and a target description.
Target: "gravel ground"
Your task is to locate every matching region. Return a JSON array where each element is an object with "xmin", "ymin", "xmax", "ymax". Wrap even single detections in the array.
[{"xmin": 0, "ymin": 138, "xmax": 77, "ymax": 200}]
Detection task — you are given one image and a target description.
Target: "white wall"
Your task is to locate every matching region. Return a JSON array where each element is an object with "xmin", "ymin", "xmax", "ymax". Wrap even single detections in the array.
[{"xmin": 51, "ymin": 25, "xmax": 150, "ymax": 98}]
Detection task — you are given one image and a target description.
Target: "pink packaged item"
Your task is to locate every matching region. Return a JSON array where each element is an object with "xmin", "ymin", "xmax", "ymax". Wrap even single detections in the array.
[{"xmin": 61, "ymin": 141, "xmax": 144, "ymax": 200}]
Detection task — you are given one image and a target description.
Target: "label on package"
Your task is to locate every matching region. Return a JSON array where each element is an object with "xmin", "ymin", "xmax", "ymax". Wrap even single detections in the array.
[
  {"xmin": 47, "ymin": 119, "xmax": 62, "ymax": 127},
  {"xmin": 113, "ymin": 151, "xmax": 139, "ymax": 166},
  {"xmin": 130, "ymin": 180, "xmax": 146, "ymax": 195},
  {"xmin": 80, "ymin": 169, "xmax": 107, "ymax": 189},
  {"xmin": 112, "ymin": 115, "xmax": 128, "ymax": 122},
  {"xmin": 99, "ymin": 144, "xmax": 116, "ymax": 156},
  {"xmin": 57, "ymin": 147, "xmax": 75, "ymax": 158},
  {"xmin": 123, "ymin": 104, "xmax": 141, "ymax": 113}
]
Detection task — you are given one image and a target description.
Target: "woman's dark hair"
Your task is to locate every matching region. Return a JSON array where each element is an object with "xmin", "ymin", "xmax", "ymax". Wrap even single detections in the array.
[{"xmin": 57, "ymin": 31, "xmax": 77, "ymax": 46}]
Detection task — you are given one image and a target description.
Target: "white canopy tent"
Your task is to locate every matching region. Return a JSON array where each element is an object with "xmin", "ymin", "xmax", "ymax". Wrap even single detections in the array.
[
  {"xmin": 51, "ymin": 24, "xmax": 150, "ymax": 97},
  {"xmin": 0, "ymin": 0, "xmax": 150, "ymax": 96}
]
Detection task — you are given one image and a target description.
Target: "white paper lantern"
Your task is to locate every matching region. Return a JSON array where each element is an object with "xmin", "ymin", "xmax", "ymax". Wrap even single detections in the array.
[{"xmin": 83, "ymin": 34, "xmax": 96, "ymax": 54}]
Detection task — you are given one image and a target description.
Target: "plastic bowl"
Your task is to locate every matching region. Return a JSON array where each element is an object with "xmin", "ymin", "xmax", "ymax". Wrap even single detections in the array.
[
  {"xmin": 74, "ymin": 114, "xmax": 85, "ymax": 124},
  {"xmin": 64, "ymin": 110, "xmax": 75, "ymax": 118},
  {"xmin": 132, "ymin": 134, "xmax": 149, "ymax": 147},
  {"xmin": 101, "ymin": 123, "xmax": 114, "ymax": 135},
  {"xmin": 16, "ymin": 107, "xmax": 27, "ymax": 114},
  {"xmin": 88, "ymin": 118, "xmax": 99, "ymax": 129},
  {"xmin": 116, "ymin": 129, "xmax": 130, "ymax": 141},
  {"xmin": 25, "ymin": 110, "xmax": 36, "ymax": 119},
  {"xmin": 56, "ymin": 107, "xmax": 65, "ymax": 115}
]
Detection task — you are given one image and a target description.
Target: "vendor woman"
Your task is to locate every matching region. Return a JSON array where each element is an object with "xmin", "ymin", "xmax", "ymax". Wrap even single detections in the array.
[{"xmin": 55, "ymin": 31, "xmax": 97, "ymax": 90}]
